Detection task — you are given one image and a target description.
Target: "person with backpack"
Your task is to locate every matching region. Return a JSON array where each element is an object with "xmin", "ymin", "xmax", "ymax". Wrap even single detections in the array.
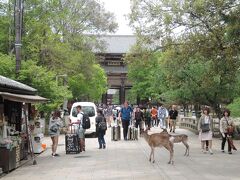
[
  {"xmin": 76, "ymin": 105, "xmax": 86, "ymax": 152},
  {"xmin": 49, "ymin": 111, "xmax": 63, "ymax": 157},
  {"xmin": 96, "ymin": 109, "xmax": 107, "ymax": 149}
]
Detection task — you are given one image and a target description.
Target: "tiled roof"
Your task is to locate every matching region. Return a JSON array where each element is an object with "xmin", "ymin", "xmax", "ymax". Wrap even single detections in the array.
[
  {"xmin": 0, "ymin": 75, "xmax": 36, "ymax": 93},
  {"xmin": 99, "ymin": 35, "xmax": 136, "ymax": 54}
]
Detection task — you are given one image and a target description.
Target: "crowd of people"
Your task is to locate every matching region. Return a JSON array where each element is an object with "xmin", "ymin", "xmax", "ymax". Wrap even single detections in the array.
[
  {"xmin": 48, "ymin": 101, "xmax": 237, "ymax": 156},
  {"xmin": 101, "ymin": 102, "xmax": 237, "ymax": 155}
]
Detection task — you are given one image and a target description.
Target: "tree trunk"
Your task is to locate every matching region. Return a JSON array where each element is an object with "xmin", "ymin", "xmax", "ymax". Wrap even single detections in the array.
[{"xmin": 212, "ymin": 103, "xmax": 222, "ymax": 120}]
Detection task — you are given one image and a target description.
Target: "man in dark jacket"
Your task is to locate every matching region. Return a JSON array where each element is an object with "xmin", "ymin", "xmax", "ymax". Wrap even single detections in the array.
[
  {"xmin": 168, "ymin": 105, "xmax": 178, "ymax": 133},
  {"xmin": 95, "ymin": 110, "xmax": 107, "ymax": 149},
  {"xmin": 135, "ymin": 107, "xmax": 144, "ymax": 133}
]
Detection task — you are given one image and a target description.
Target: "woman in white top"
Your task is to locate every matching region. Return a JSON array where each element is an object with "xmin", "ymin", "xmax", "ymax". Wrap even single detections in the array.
[
  {"xmin": 49, "ymin": 111, "xmax": 63, "ymax": 157},
  {"xmin": 198, "ymin": 107, "xmax": 214, "ymax": 154}
]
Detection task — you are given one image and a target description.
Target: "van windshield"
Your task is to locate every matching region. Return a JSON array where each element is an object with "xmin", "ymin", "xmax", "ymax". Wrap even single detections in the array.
[{"xmin": 72, "ymin": 106, "xmax": 95, "ymax": 117}]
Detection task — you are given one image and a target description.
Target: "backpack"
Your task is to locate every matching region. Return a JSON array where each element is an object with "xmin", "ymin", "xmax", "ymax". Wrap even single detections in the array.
[
  {"xmin": 99, "ymin": 118, "xmax": 107, "ymax": 131},
  {"xmin": 81, "ymin": 113, "xmax": 91, "ymax": 129}
]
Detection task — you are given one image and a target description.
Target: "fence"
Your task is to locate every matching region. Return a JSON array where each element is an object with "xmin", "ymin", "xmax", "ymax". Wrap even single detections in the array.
[{"xmin": 178, "ymin": 117, "xmax": 221, "ymax": 138}]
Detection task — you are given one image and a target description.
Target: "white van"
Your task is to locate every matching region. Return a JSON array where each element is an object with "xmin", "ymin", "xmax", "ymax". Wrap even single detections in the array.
[{"xmin": 70, "ymin": 102, "xmax": 97, "ymax": 135}]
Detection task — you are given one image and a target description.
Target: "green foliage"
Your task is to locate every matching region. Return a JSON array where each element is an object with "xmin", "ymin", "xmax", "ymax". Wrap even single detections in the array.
[
  {"xmin": 128, "ymin": 0, "xmax": 240, "ymax": 116},
  {"xmin": 69, "ymin": 64, "xmax": 107, "ymax": 101},
  {"xmin": 0, "ymin": 55, "xmax": 73, "ymax": 113},
  {"xmin": 20, "ymin": 0, "xmax": 113, "ymax": 103},
  {"xmin": 17, "ymin": 60, "xmax": 72, "ymax": 111},
  {"xmin": 0, "ymin": 0, "xmax": 116, "ymax": 112},
  {"xmin": 125, "ymin": 46, "xmax": 160, "ymax": 100},
  {"xmin": 227, "ymin": 98, "xmax": 240, "ymax": 117},
  {"xmin": 125, "ymin": 89, "xmax": 137, "ymax": 105},
  {"xmin": 0, "ymin": 16, "xmax": 9, "ymax": 54},
  {"xmin": 0, "ymin": 53, "xmax": 15, "ymax": 78}
]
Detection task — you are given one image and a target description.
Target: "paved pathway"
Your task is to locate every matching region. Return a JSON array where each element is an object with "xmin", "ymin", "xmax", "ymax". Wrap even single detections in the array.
[{"xmin": 2, "ymin": 127, "xmax": 240, "ymax": 180}]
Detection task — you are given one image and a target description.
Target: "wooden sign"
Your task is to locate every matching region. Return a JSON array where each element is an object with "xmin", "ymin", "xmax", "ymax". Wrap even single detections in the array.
[{"xmin": 65, "ymin": 134, "xmax": 80, "ymax": 154}]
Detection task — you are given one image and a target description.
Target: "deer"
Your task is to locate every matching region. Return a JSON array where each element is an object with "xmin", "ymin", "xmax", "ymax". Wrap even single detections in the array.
[
  {"xmin": 142, "ymin": 129, "xmax": 174, "ymax": 164},
  {"xmin": 169, "ymin": 134, "xmax": 189, "ymax": 156},
  {"xmin": 160, "ymin": 129, "xmax": 189, "ymax": 156}
]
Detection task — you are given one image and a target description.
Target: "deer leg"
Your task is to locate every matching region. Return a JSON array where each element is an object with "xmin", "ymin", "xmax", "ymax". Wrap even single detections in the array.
[
  {"xmin": 152, "ymin": 147, "xmax": 155, "ymax": 163},
  {"xmin": 164, "ymin": 142, "xmax": 174, "ymax": 164},
  {"xmin": 183, "ymin": 141, "xmax": 190, "ymax": 156},
  {"xmin": 170, "ymin": 142, "xmax": 174, "ymax": 164},
  {"xmin": 149, "ymin": 147, "xmax": 153, "ymax": 162}
]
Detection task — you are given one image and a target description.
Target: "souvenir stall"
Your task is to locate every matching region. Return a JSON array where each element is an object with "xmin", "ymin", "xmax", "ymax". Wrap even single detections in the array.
[{"xmin": 0, "ymin": 76, "xmax": 47, "ymax": 173}]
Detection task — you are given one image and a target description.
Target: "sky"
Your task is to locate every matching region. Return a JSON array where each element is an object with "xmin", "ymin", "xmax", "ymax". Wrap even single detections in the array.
[{"xmin": 100, "ymin": 0, "xmax": 134, "ymax": 35}]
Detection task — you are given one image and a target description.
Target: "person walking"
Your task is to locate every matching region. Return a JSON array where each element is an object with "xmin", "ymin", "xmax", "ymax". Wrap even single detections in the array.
[
  {"xmin": 105, "ymin": 105, "xmax": 113, "ymax": 128},
  {"xmin": 158, "ymin": 103, "xmax": 169, "ymax": 130},
  {"xmin": 49, "ymin": 111, "xmax": 63, "ymax": 157},
  {"xmin": 198, "ymin": 107, "xmax": 213, "ymax": 154},
  {"xmin": 151, "ymin": 106, "xmax": 158, "ymax": 127},
  {"xmin": 76, "ymin": 105, "xmax": 86, "ymax": 152},
  {"xmin": 96, "ymin": 109, "xmax": 107, "ymax": 149},
  {"xmin": 168, "ymin": 105, "xmax": 178, "ymax": 133},
  {"xmin": 143, "ymin": 107, "xmax": 152, "ymax": 130},
  {"xmin": 220, "ymin": 109, "xmax": 236, "ymax": 154},
  {"xmin": 134, "ymin": 107, "xmax": 144, "ymax": 133},
  {"xmin": 119, "ymin": 101, "xmax": 133, "ymax": 140}
]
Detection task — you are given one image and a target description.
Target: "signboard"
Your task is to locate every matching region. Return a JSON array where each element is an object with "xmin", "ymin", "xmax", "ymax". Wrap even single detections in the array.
[{"xmin": 65, "ymin": 134, "xmax": 80, "ymax": 154}]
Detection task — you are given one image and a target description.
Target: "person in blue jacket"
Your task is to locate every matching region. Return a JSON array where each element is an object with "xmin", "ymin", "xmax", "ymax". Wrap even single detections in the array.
[{"xmin": 119, "ymin": 101, "xmax": 133, "ymax": 140}]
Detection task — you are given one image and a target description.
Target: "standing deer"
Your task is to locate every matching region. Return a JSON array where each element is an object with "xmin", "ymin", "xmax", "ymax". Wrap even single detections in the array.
[
  {"xmin": 169, "ymin": 134, "xmax": 189, "ymax": 156},
  {"xmin": 142, "ymin": 130, "xmax": 174, "ymax": 164}
]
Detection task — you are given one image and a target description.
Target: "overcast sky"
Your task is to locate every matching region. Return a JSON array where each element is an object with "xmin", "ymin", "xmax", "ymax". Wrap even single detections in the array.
[{"xmin": 100, "ymin": 0, "xmax": 133, "ymax": 35}]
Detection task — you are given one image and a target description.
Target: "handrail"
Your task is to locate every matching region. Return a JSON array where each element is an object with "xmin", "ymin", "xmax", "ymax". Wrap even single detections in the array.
[{"xmin": 178, "ymin": 117, "xmax": 221, "ymax": 137}]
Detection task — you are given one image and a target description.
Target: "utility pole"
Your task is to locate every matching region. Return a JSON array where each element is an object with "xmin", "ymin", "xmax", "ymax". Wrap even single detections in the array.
[{"xmin": 15, "ymin": 0, "xmax": 23, "ymax": 74}]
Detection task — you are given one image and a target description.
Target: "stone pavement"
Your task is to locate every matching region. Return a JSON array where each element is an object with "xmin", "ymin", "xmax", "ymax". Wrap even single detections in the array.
[{"xmin": 2, "ymin": 127, "xmax": 240, "ymax": 180}]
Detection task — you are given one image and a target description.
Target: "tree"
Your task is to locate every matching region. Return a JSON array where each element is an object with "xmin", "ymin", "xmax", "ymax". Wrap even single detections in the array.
[
  {"xmin": 227, "ymin": 98, "xmax": 240, "ymax": 117},
  {"xmin": 20, "ymin": 0, "xmax": 115, "ymax": 102},
  {"xmin": 130, "ymin": 0, "xmax": 240, "ymax": 47},
  {"xmin": 0, "ymin": 53, "xmax": 72, "ymax": 112},
  {"xmin": 128, "ymin": 0, "xmax": 240, "ymax": 117},
  {"xmin": 0, "ymin": 14, "xmax": 9, "ymax": 54},
  {"xmin": 0, "ymin": 1, "xmax": 14, "ymax": 54},
  {"xmin": 68, "ymin": 64, "xmax": 107, "ymax": 101},
  {"xmin": 125, "ymin": 45, "xmax": 159, "ymax": 100},
  {"xmin": 0, "ymin": 52, "xmax": 15, "ymax": 78},
  {"xmin": 17, "ymin": 60, "xmax": 72, "ymax": 112},
  {"xmin": 51, "ymin": 0, "xmax": 118, "ymax": 35},
  {"xmin": 0, "ymin": 0, "xmax": 116, "ymax": 103}
]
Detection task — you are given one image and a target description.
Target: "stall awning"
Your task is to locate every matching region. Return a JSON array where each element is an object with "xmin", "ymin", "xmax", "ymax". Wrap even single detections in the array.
[{"xmin": 0, "ymin": 92, "xmax": 48, "ymax": 103}]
